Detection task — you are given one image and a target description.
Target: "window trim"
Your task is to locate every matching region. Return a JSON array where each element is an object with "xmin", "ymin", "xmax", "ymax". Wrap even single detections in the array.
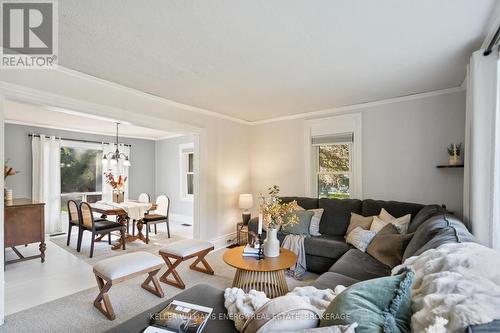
[
  {"xmin": 179, "ymin": 142, "xmax": 194, "ymax": 202},
  {"xmin": 304, "ymin": 113, "xmax": 362, "ymax": 199}
]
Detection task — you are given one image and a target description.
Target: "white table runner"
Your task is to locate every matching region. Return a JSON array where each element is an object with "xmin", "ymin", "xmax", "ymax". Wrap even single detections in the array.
[{"xmin": 97, "ymin": 201, "xmax": 152, "ymax": 220}]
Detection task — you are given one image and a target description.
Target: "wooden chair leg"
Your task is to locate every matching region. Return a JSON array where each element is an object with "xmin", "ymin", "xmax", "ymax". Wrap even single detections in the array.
[
  {"xmin": 154, "ymin": 224, "xmax": 157, "ymax": 235},
  {"xmin": 90, "ymin": 232, "xmax": 95, "ymax": 258},
  {"xmin": 132, "ymin": 219, "xmax": 136, "ymax": 236},
  {"xmin": 121, "ymin": 228, "xmax": 126, "ymax": 250},
  {"xmin": 94, "ymin": 275, "xmax": 115, "ymax": 320},
  {"xmin": 146, "ymin": 223, "xmax": 149, "ymax": 244},
  {"xmin": 77, "ymin": 228, "xmax": 83, "ymax": 252},
  {"xmin": 189, "ymin": 249, "xmax": 214, "ymax": 275},
  {"xmin": 166, "ymin": 219, "xmax": 171, "ymax": 238},
  {"xmin": 141, "ymin": 269, "xmax": 164, "ymax": 298},
  {"xmin": 159, "ymin": 254, "xmax": 186, "ymax": 289},
  {"xmin": 108, "ymin": 232, "xmax": 111, "ymax": 245},
  {"xmin": 67, "ymin": 224, "xmax": 72, "ymax": 246}
]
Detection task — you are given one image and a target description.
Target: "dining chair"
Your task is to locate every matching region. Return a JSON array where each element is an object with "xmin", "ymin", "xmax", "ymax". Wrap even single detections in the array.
[
  {"xmin": 129, "ymin": 192, "xmax": 151, "ymax": 236},
  {"xmin": 66, "ymin": 200, "xmax": 80, "ymax": 247},
  {"xmin": 142, "ymin": 195, "xmax": 170, "ymax": 243},
  {"xmin": 78, "ymin": 202, "xmax": 126, "ymax": 258}
]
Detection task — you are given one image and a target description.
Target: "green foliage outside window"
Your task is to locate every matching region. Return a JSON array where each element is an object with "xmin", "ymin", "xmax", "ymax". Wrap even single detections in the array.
[{"xmin": 318, "ymin": 144, "xmax": 351, "ymax": 199}]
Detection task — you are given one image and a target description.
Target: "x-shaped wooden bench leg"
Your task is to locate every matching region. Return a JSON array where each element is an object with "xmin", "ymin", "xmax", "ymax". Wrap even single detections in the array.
[
  {"xmin": 141, "ymin": 269, "xmax": 164, "ymax": 297},
  {"xmin": 94, "ymin": 275, "xmax": 115, "ymax": 320},
  {"xmin": 159, "ymin": 254, "xmax": 186, "ymax": 289},
  {"xmin": 189, "ymin": 248, "xmax": 214, "ymax": 275}
]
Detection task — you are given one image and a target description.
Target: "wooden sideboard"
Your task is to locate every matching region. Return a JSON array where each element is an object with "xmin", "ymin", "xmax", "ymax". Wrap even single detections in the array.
[{"xmin": 4, "ymin": 198, "xmax": 46, "ymax": 264}]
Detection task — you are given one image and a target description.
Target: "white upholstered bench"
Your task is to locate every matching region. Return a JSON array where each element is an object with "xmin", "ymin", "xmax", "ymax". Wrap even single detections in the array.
[
  {"xmin": 159, "ymin": 239, "xmax": 215, "ymax": 289},
  {"xmin": 93, "ymin": 251, "xmax": 165, "ymax": 320}
]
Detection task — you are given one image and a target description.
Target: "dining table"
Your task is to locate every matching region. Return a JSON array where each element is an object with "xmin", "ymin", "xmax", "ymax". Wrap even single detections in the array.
[{"xmin": 90, "ymin": 200, "xmax": 157, "ymax": 250}]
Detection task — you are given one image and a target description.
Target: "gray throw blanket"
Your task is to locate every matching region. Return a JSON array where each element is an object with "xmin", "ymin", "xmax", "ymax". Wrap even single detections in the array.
[{"xmin": 282, "ymin": 234, "xmax": 307, "ymax": 279}]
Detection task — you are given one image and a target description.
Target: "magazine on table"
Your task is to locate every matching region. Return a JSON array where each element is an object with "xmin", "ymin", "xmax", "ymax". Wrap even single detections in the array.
[{"xmin": 145, "ymin": 300, "xmax": 213, "ymax": 333}]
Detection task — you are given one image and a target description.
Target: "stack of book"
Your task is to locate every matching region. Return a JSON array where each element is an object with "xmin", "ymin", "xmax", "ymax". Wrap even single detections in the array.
[{"xmin": 242, "ymin": 244, "xmax": 260, "ymax": 258}]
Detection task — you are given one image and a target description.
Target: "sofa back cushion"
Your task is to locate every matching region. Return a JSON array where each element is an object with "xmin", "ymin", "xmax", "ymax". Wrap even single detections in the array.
[
  {"xmin": 407, "ymin": 204, "xmax": 446, "ymax": 233},
  {"xmin": 281, "ymin": 196, "xmax": 319, "ymax": 210},
  {"xmin": 319, "ymin": 198, "xmax": 362, "ymax": 236},
  {"xmin": 361, "ymin": 199, "xmax": 424, "ymax": 220},
  {"xmin": 403, "ymin": 213, "xmax": 475, "ymax": 261}
]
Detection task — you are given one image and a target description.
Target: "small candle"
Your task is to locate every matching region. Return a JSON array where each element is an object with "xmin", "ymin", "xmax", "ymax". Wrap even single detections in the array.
[{"xmin": 258, "ymin": 213, "xmax": 263, "ymax": 235}]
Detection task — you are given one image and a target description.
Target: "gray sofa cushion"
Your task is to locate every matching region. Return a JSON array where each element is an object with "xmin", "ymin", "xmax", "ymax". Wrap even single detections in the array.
[
  {"xmin": 403, "ymin": 214, "xmax": 476, "ymax": 261},
  {"xmin": 312, "ymin": 272, "xmax": 359, "ymax": 290},
  {"xmin": 408, "ymin": 204, "xmax": 446, "ymax": 233},
  {"xmin": 319, "ymin": 198, "xmax": 362, "ymax": 236},
  {"xmin": 105, "ymin": 284, "xmax": 238, "ymax": 333},
  {"xmin": 281, "ymin": 196, "xmax": 319, "ymax": 210},
  {"xmin": 305, "ymin": 235, "xmax": 351, "ymax": 261},
  {"xmin": 328, "ymin": 249, "xmax": 391, "ymax": 281},
  {"xmin": 361, "ymin": 199, "xmax": 424, "ymax": 220}
]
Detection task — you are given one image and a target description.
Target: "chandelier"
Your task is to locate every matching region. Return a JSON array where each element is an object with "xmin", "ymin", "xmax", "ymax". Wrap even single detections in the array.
[{"xmin": 102, "ymin": 123, "xmax": 131, "ymax": 167}]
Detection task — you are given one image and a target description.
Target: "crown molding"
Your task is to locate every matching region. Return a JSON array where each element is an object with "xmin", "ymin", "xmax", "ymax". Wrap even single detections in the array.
[
  {"xmin": 251, "ymin": 86, "xmax": 465, "ymax": 125},
  {"xmin": 55, "ymin": 66, "xmax": 251, "ymax": 125},
  {"xmin": 3, "ymin": 119, "xmax": 169, "ymax": 141}
]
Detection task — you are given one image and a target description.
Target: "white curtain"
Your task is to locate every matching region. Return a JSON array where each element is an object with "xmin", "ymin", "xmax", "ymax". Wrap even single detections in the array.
[
  {"xmin": 102, "ymin": 143, "xmax": 130, "ymax": 202},
  {"xmin": 32, "ymin": 135, "xmax": 62, "ymax": 234},
  {"xmin": 464, "ymin": 48, "xmax": 500, "ymax": 250}
]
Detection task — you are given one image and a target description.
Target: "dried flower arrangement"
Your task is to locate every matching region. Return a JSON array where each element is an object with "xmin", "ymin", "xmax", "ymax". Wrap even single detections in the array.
[
  {"xmin": 4, "ymin": 159, "xmax": 20, "ymax": 180},
  {"xmin": 259, "ymin": 185, "xmax": 299, "ymax": 230},
  {"xmin": 104, "ymin": 172, "xmax": 127, "ymax": 191}
]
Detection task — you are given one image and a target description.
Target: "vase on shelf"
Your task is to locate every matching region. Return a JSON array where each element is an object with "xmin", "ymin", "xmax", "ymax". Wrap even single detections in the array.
[
  {"xmin": 4, "ymin": 188, "xmax": 13, "ymax": 202},
  {"xmin": 263, "ymin": 227, "xmax": 280, "ymax": 257},
  {"xmin": 448, "ymin": 155, "xmax": 461, "ymax": 166},
  {"xmin": 113, "ymin": 190, "xmax": 124, "ymax": 203}
]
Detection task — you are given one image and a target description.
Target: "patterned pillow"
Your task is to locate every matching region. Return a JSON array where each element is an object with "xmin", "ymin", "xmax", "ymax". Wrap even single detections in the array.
[
  {"xmin": 346, "ymin": 227, "xmax": 377, "ymax": 252},
  {"xmin": 379, "ymin": 208, "xmax": 411, "ymax": 234}
]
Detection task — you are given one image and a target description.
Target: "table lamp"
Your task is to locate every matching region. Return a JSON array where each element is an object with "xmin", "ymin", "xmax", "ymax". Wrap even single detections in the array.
[{"xmin": 239, "ymin": 194, "xmax": 254, "ymax": 225}]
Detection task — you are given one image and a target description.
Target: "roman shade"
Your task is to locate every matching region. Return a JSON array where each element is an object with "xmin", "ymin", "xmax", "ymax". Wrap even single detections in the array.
[{"xmin": 311, "ymin": 132, "xmax": 353, "ymax": 146}]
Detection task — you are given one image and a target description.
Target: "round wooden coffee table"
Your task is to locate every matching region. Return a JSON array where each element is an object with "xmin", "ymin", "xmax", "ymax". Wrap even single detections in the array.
[{"xmin": 223, "ymin": 246, "xmax": 297, "ymax": 298}]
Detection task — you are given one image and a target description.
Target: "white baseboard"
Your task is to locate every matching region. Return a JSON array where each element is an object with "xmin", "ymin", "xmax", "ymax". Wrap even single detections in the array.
[
  {"xmin": 169, "ymin": 213, "xmax": 193, "ymax": 224},
  {"xmin": 210, "ymin": 232, "xmax": 237, "ymax": 250}
]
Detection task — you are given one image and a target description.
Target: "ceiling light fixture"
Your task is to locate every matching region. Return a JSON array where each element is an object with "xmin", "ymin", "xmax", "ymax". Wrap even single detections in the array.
[{"xmin": 102, "ymin": 122, "xmax": 131, "ymax": 167}]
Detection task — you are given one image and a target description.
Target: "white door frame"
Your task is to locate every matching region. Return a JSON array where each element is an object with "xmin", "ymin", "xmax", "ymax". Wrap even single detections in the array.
[{"xmin": 0, "ymin": 96, "xmax": 5, "ymax": 324}]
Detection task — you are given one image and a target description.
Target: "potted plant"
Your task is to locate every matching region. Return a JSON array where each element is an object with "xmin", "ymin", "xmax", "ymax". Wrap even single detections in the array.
[
  {"xmin": 104, "ymin": 172, "xmax": 127, "ymax": 203},
  {"xmin": 259, "ymin": 185, "xmax": 299, "ymax": 257},
  {"xmin": 4, "ymin": 159, "xmax": 20, "ymax": 201},
  {"xmin": 447, "ymin": 143, "xmax": 462, "ymax": 166}
]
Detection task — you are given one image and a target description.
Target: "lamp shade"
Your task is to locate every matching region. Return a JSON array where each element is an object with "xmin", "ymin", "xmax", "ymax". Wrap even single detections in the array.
[{"xmin": 238, "ymin": 194, "xmax": 254, "ymax": 209}]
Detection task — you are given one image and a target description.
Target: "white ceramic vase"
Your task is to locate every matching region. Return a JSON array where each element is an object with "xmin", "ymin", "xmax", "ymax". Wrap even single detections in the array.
[
  {"xmin": 449, "ymin": 155, "xmax": 460, "ymax": 166},
  {"xmin": 263, "ymin": 227, "xmax": 280, "ymax": 257}
]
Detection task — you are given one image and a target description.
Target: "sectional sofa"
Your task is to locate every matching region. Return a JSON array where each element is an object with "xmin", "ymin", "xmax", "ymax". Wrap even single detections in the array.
[{"xmin": 108, "ymin": 197, "xmax": 497, "ymax": 333}]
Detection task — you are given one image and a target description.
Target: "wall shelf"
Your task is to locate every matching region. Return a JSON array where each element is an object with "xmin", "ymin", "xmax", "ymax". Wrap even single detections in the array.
[{"xmin": 436, "ymin": 164, "xmax": 464, "ymax": 168}]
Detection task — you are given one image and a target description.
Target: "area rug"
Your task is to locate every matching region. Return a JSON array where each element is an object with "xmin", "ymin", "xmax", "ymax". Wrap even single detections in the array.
[
  {"xmin": 50, "ymin": 230, "xmax": 182, "ymax": 265},
  {"xmin": 0, "ymin": 248, "xmax": 317, "ymax": 333}
]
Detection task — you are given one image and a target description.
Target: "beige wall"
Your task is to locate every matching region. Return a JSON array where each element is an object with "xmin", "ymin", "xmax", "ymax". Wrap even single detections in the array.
[{"xmin": 250, "ymin": 90, "xmax": 466, "ymax": 216}]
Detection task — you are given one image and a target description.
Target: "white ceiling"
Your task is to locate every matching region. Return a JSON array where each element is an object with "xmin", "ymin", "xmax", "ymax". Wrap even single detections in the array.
[
  {"xmin": 4, "ymin": 100, "xmax": 175, "ymax": 140},
  {"xmin": 59, "ymin": 0, "xmax": 497, "ymax": 122}
]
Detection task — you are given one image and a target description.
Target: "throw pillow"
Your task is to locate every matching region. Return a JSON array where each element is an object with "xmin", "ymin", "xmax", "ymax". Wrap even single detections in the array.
[
  {"xmin": 281, "ymin": 211, "xmax": 315, "ymax": 235},
  {"xmin": 370, "ymin": 216, "xmax": 389, "ymax": 233},
  {"xmin": 346, "ymin": 213, "xmax": 374, "ymax": 235},
  {"xmin": 242, "ymin": 295, "xmax": 319, "ymax": 333},
  {"xmin": 367, "ymin": 224, "xmax": 414, "ymax": 268},
  {"xmin": 320, "ymin": 269, "xmax": 415, "ymax": 333},
  {"xmin": 379, "ymin": 208, "xmax": 411, "ymax": 234},
  {"xmin": 298, "ymin": 206, "xmax": 324, "ymax": 236},
  {"xmin": 345, "ymin": 227, "xmax": 377, "ymax": 252}
]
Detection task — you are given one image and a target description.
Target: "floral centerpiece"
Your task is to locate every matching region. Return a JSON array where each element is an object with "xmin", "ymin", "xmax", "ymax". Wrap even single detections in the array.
[
  {"xmin": 105, "ymin": 172, "xmax": 127, "ymax": 203},
  {"xmin": 258, "ymin": 185, "xmax": 299, "ymax": 257},
  {"xmin": 4, "ymin": 159, "xmax": 20, "ymax": 201}
]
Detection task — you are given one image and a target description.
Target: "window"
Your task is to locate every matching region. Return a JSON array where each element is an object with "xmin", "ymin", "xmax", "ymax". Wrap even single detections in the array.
[
  {"xmin": 180, "ymin": 143, "xmax": 194, "ymax": 201},
  {"xmin": 60, "ymin": 142, "xmax": 103, "ymax": 210},
  {"xmin": 306, "ymin": 113, "xmax": 362, "ymax": 199},
  {"xmin": 317, "ymin": 143, "xmax": 352, "ymax": 199}
]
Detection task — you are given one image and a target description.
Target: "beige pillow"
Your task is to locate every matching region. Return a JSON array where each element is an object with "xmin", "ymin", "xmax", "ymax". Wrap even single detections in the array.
[
  {"xmin": 379, "ymin": 208, "xmax": 411, "ymax": 234},
  {"xmin": 370, "ymin": 216, "xmax": 389, "ymax": 233},
  {"xmin": 346, "ymin": 213, "xmax": 374, "ymax": 235},
  {"xmin": 366, "ymin": 223, "xmax": 414, "ymax": 268},
  {"xmin": 297, "ymin": 206, "xmax": 324, "ymax": 236},
  {"xmin": 345, "ymin": 227, "xmax": 377, "ymax": 252},
  {"xmin": 242, "ymin": 295, "xmax": 319, "ymax": 333}
]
